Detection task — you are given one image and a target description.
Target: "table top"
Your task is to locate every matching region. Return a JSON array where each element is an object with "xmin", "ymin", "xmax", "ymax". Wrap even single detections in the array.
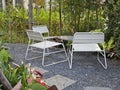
[
  {"xmin": 57, "ymin": 36, "xmax": 73, "ymax": 41},
  {"xmin": 44, "ymin": 36, "xmax": 73, "ymax": 41}
]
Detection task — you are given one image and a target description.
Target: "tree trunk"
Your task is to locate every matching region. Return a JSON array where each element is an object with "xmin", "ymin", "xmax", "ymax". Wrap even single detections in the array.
[
  {"xmin": 28, "ymin": 0, "xmax": 33, "ymax": 29},
  {"xmin": 87, "ymin": 9, "xmax": 90, "ymax": 31},
  {"xmin": 44, "ymin": 0, "xmax": 49, "ymax": 11},
  {"xmin": 2, "ymin": 0, "xmax": 6, "ymax": 10},
  {"xmin": 23, "ymin": 0, "xmax": 29, "ymax": 10},
  {"xmin": 0, "ymin": 70, "xmax": 12, "ymax": 90},
  {"xmin": 12, "ymin": 0, "xmax": 16, "ymax": 8},
  {"xmin": 59, "ymin": 0, "xmax": 62, "ymax": 35},
  {"xmin": 49, "ymin": 0, "xmax": 52, "ymax": 31}
]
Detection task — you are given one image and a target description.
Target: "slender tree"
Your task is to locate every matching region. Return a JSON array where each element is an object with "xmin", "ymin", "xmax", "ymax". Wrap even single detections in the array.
[
  {"xmin": 12, "ymin": 0, "xmax": 15, "ymax": 8},
  {"xmin": 28, "ymin": 0, "xmax": 33, "ymax": 29},
  {"xmin": 2, "ymin": 0, "xmax": 6, "ymax": 10},
  {"xmin": 49, "ymin": 0, "xmax": 52, "ymax": 31},
  {"xmin": 59, "ymin": 0, "xmax": 62, "ymax": 35}
]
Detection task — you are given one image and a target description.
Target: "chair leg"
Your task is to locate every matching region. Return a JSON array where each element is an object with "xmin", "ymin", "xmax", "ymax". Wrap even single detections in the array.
[
  {"xmin": 25, "ymin": 45, "xmax": 43, "ymax": 60},
  {"xmin": 62, "ymin": 44, "xmax": 69, "ymax": 60},
  {"xmin": 62, "ymin": 44, "xmax": 70, "ymax": 68},
  {"xmin": 97, "ymin": 51, "xmax": 107, "ymax": 69},
  {"xmin": 42, "ymin": 44, "xmax": 69, "ymax": 67},
  {"xmin": 42, "ymin": 48, "xmax": 45, "ymax": 66},
  {"xmin": 25, "ymin": 45, "xmax": 30, "ymax": 60},
  {"xmin": 69, "ymin": 50, "xmax": 73, "ymax": 69}
]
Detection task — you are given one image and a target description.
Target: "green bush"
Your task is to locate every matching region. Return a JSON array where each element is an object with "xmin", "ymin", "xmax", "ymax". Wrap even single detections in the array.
[{"xmin": 104, "ymin": 0, "xmax": 120, "ymax": 59}]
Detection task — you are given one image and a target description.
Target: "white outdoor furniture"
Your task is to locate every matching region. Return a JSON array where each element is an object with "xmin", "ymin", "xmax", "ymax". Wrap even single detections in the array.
[
  {"xmin": 32, "ymin": 25, "xmax": 49, "ymax": 35},
  {"xmin": 25, "ymin": 26, "xmax": 69, "ymax": 66},
  {"xmin": 57, "ymin": 36, "xmax": 73, "ymax": 41},
  {"xmin": 69, "ymin": 32, "xmax": 107, "ymax": 69}
]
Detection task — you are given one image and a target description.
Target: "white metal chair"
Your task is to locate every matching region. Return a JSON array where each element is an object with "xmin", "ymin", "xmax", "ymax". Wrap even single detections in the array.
[
  {"xmin": 69, "ymin": 32, "xmax": 107, "ymax": 69},
  {"xmin": 32, "ymin": 25, "xmax": 49, "ymax": 35},
  {"xmin": 25, "ymin": 29, "xmax": 69, "ymax": 66}
]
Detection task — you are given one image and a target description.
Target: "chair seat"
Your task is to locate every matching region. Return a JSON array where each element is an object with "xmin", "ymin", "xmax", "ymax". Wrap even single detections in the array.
[
  {"xmin": 30, "ymin": 41, "xmax": 62, "ymax": 49},
  {"xmin": 73, "ymin": 44, "xmax": 102, "ymax": 52}
]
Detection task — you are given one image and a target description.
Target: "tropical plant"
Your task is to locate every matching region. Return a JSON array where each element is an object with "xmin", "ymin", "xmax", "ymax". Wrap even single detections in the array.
[
  {"xmin": 3, "ymin": 63, "xmax": 28, "ymax": 87},
  {"xmin": 104, "ymin": 37, "xmax": 114, "ymax": 52},
  {"xmin": 0, "ymin": 49, "xmax": 10, "ymax": 69},
  {"xmin": 21, "ymin": 82, "xmax": 47, "ymax": 90}
]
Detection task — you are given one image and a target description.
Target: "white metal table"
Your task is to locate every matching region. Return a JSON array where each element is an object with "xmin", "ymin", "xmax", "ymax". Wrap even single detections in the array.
[{"xmin": 44, "ymin": 36, "xmax": 73, "ymax": 41}]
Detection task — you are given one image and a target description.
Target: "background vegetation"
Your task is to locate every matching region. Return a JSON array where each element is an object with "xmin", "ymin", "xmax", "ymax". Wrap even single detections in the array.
[
  {"xmin": 0, "ymin": 0, "xmax": 120, "ymax": 59},
  {"xmin": 104, "ymin": 0, "xmax": 120, "ymax": 59}
]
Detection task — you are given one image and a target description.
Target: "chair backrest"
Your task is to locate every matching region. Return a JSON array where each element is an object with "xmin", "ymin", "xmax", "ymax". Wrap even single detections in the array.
[
  {"xmin": 73, "ymin": 32, "xmax": 104, "ymax": 44},
  {"xmin": 26, "ymin": 30, "xmax": 44, "ymax": 41},
  {"xmin": 32, "ymin": 25, "xmax": 49, "ymax": 34}
]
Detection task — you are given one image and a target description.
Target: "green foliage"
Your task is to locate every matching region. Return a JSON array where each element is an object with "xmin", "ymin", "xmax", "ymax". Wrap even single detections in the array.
[
  {"xmin": 0, "ymin": 41, "xmax": 12, "ymax": 69},
  {"xmin": 32, "ymin": 0, "xmax": 106, "ymax": 36},
  {"xmin": 3, "ymin": 63, "xmax": 28, "ymax": 87},
  {"xmin": 0, "ymin": 0, "xmax": 119, "ymax": 59},
  {"xmin": 0, "ymin": 45, "xmax": 28, "ymax": 87},
  {"xmin": 0, "ymin": 84, "xmax": 2, "ymax": 90},
  {"xmin": 33, "ymin": 8, "xmax": 49, "ymax": 25},
  {"xmin": 0, "ymin": 1, "xmax": 106, "ymax": 43},
  {"xmin": 21, "ymin": 83, "xmax": 47, "ymax": 90},
  {"xmin": 62, "ymin": 0, "xmax": 105, "ymax": 33},
  {"xmin": 0, "ymin": 41, "xmax": 7, "ymax": 52},
  {"xmin": 0, "ymin": 6, "xmax": 29, "ymax": 43},
  {"xmin": 27, "ymin": 83, "xmax": 47, "ymax": 90},
  {"xmin": 4, "ymin": 64, "xmax": 19, "ymax": 86},
  {"xmin": 104, "ymin": 37, "xmax": 114, "ymax": 51},
  {"xmin": 0, "ymin": 49, "xmax": 9, "ymax": 64},
  {"xmin": 21, "ymin": 71, "xmax": 27, "ymax": 87},
  {"xmin": 0, "ymin": 41, "xmax": 46, "ymax": 89},
  {"xmin": 33, "ymin": 8, "xmax": 60, "ymax": 35},
  {"xmin": 104, "ymin": 0, "xmax": 120, "ymax": 59},
  {"xmin": 0, "ymin": 49, "xmax": 10, "ymax": 71},
  {"xmin": 0, "ymin": 41, "xmax": 28, "ymax": 87}
]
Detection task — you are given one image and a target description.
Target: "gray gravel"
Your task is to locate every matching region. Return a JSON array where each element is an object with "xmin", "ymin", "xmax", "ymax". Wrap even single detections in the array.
[{"xmin": 8, "ymin": 43, "xmax": 120, "ymax": 90}]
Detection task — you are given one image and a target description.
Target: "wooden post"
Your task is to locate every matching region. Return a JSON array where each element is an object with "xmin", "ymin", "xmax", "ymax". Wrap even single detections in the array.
[{"xmin": 0, "ymin": 70, "xmax": 12, "ymax": 90}]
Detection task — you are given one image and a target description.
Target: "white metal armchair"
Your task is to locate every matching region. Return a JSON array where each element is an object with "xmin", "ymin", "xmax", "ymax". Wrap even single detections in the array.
[
  {"xmin": 69, "ymin": 32, "xmax": 107, "ymax": 69},
  {"xmin": 25, "ymin": 28, "xmax": 69, "ymax": 66}
]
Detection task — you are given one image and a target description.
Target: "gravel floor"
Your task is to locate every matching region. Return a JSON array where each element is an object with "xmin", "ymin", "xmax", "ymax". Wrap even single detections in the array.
[{"xmin": 8, "ymin": 43, "xmax": 120, "ymax": 90}]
